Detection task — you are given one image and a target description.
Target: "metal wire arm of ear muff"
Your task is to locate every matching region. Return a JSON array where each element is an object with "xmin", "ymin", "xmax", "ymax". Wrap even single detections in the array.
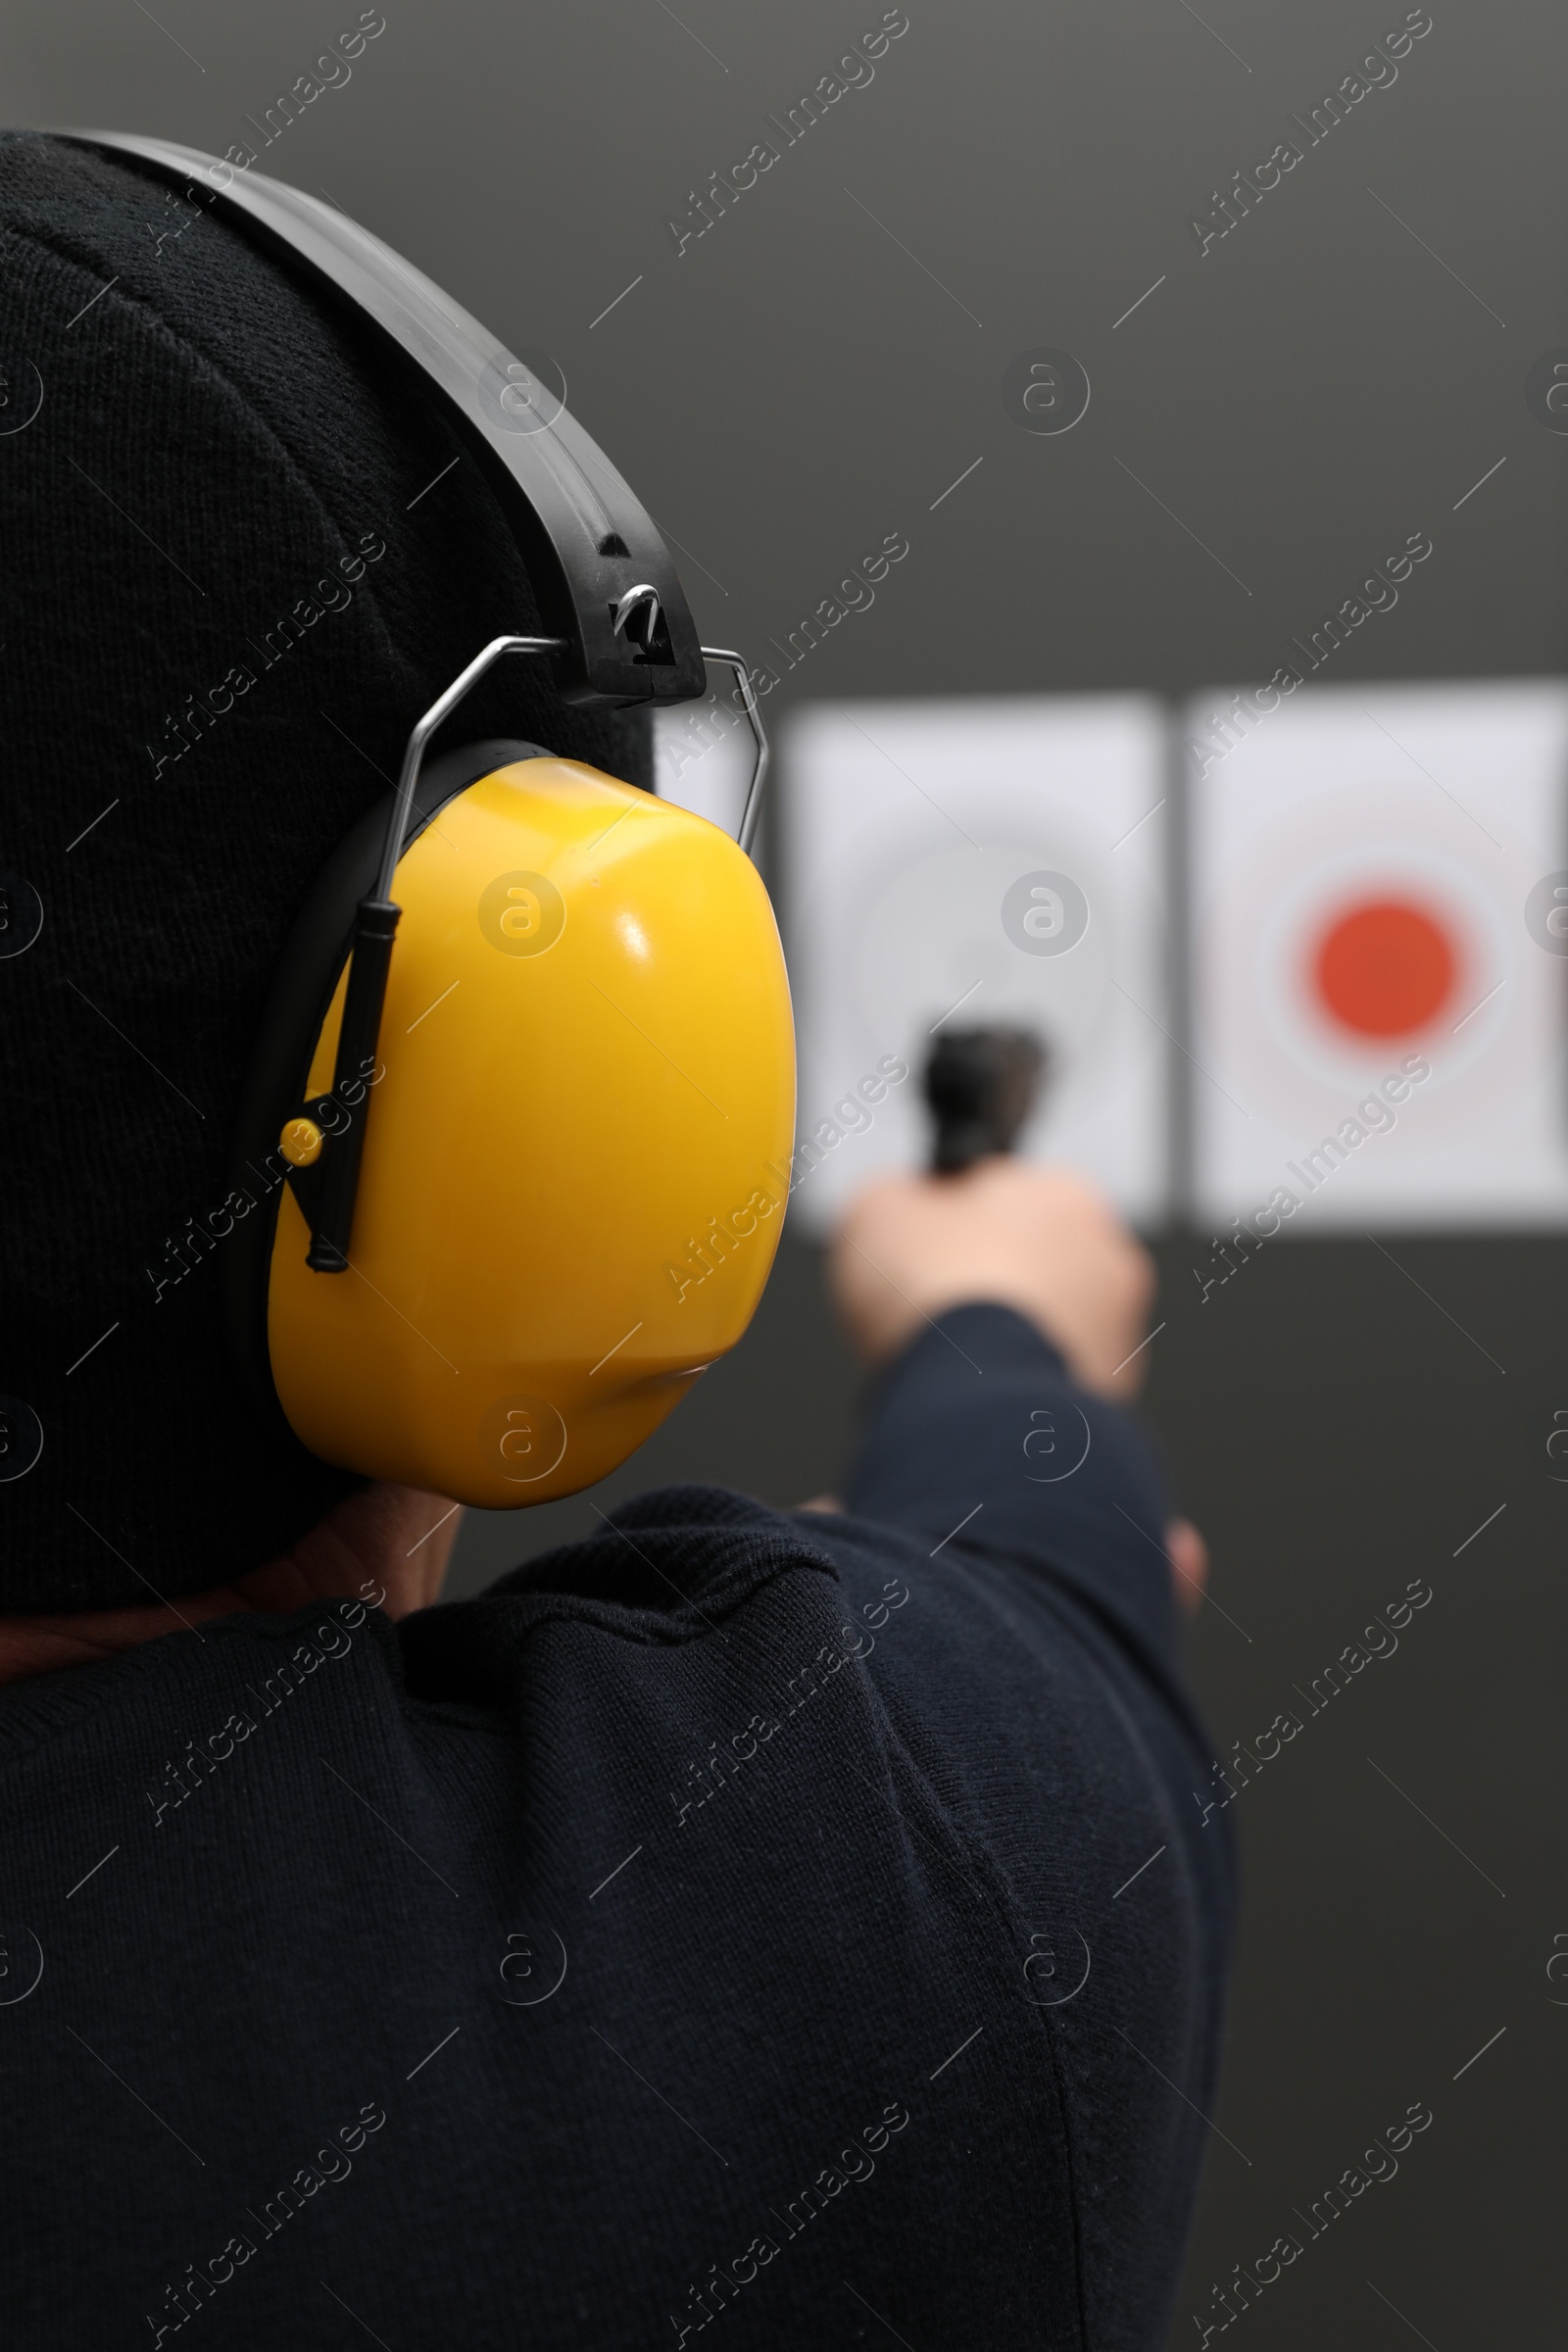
[
  {"xmin": 612, "ymin": 589, "xmax": 768, "ymax": 856},
  {"xmin": 304, "ymin": 632, "xmax": 771, "ymax": 1272},
  {"xmin": 699, "ymin": 648, "xmax": 770, "ymax": 858},
  {"xmin": 305, "ymin": 633, "xmax": 564, "ymax": 1271}
]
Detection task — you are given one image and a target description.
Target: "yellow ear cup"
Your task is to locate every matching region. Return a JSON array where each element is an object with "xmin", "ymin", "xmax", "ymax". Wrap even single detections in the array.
[{"xmin": 266, "ymin": 760, "xmax": 796, "ymax": 1505}]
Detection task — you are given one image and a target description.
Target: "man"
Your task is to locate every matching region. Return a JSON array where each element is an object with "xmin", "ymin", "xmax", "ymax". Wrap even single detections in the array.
[{"xmin": 0, "ymin": 133, "xmax": 1232, "ymax": 2347}]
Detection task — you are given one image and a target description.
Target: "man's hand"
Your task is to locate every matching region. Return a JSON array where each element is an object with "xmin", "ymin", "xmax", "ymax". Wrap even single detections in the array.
[
  {"xmin": 827, "ymin": 1159, "xmax": 1208, "ymax": 1610},
  {"xmin": 829, "ymin": 1157, "xmax": 1157, "ymax": 1398}
]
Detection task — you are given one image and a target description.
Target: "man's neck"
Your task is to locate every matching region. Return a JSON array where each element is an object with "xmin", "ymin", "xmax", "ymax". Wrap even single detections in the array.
[{"xmin": 0, "ymin": 1485, "xmax": 462, "ymax": 1685}]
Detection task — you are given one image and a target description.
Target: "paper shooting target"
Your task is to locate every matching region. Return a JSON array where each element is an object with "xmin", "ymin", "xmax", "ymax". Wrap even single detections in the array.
[
  {"xmin": 781, "ymin": 696, "xmax": 1170, "ymax": 1233},
  {"xmin": 1188, "ymin": 679, "xmax": 1568, "ymax": 1229}
]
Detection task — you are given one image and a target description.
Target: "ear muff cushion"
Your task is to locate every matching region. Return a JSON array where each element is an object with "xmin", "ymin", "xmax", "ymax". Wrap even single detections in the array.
[{"xmin": 221, "ymin": 739, "xmax": 554, "ymax": 1436}]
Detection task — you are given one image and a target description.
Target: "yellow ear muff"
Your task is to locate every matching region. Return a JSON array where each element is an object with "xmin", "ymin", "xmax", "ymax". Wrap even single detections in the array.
[{"xmin": 266, "ymin": 758, "xmax": 795, "ymax": 1505}]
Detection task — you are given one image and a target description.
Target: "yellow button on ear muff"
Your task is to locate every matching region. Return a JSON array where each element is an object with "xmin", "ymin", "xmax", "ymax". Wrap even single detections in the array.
[
  {"xmin": 265, "ymin": 758, "xmax": 797, "ymax": 1508},
  {"xmin": 279, "ymin": 1116, "xmax": 324, "ymax": 1168}
]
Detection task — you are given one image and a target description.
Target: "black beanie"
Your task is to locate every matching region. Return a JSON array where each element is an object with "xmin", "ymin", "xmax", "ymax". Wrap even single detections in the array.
[{"xmin": 0, "ymin": 132, "xmax": 652, "ymax": 1613}]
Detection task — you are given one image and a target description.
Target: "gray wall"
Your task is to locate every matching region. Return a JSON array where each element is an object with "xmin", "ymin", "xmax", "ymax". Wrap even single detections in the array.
[{"xmin": 14, "ymin": 1, "xmax": 1565, "ymax": 2339}]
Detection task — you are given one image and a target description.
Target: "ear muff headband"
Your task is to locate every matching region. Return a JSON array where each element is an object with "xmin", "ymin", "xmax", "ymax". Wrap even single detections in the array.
[{"xmin": 56, "ymin": 131, "xmax": 705, "ymax": 710}]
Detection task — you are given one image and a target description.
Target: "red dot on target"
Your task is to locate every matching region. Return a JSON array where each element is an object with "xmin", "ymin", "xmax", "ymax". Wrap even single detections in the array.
[{"xmin": 1311, "ymin": 898, "xmax": 1457, "ymax": 1038}]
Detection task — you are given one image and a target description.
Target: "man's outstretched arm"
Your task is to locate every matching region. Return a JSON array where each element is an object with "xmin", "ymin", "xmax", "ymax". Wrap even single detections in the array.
[{"xmin": 828, "ymin": 1155, "xmax": 1205, "ymax": 1667}]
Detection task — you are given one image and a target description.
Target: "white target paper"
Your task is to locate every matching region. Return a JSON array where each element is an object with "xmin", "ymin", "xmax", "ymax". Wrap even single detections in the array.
[
  {"xmin": 781, "ymin": 695, "xmax": 1170, "ymax": 1234},
  {"xmin": 1189, "ymin": 679, "xmax": 1568, "ymax": 1231}
]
